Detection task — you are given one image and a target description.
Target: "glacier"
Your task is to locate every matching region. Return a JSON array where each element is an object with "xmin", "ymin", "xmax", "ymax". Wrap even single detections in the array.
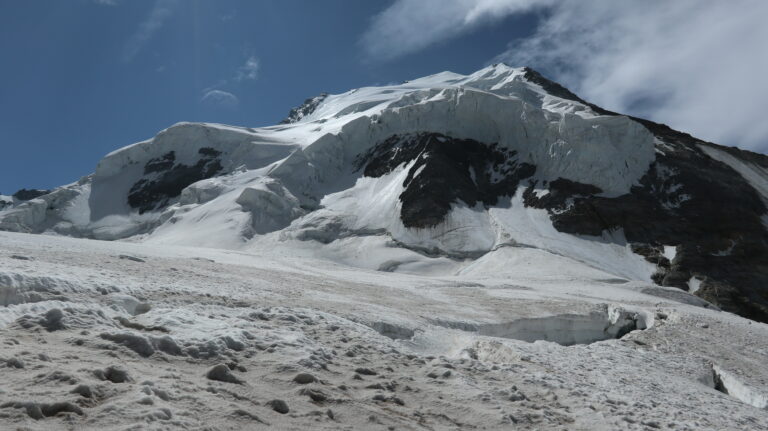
[{"xmin": 1, "ymin": 64, "xmax": 768, "ymax": 429}]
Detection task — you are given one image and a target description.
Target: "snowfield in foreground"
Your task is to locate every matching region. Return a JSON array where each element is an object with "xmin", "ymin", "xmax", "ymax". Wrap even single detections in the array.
[{"xmin": 1, "ymin": 230, "xmax": 767, "ymax": 430}]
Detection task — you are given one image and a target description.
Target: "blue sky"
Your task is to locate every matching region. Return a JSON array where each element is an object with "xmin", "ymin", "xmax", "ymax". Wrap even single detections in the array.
[
  {"xmin": 1, "ymin": 0, "xmax": 766, "ymax": 193},
  {"xmin": 0, "ymin": 0, "xmax": 537, "ymax": 193}
]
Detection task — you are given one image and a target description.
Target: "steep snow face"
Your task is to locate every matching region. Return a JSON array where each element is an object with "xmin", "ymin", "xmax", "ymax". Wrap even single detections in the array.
[
  {"xmin": 288, "ymin": 77, "xmax": 655, "ymax": 198},
  {"xmin": 276, "ymin": 132, "xmax": 654, "ymax": 281},
  {"xmin": 0, "ymin": 64, "xmax": 654, "ymax": 241},
  {"xmin": 0, "ymin": 179, "xmax": 91, "ymax": 235},
  {"xmin": 90, "ymin": 122, "xmax": 297, "ymax": 219}
]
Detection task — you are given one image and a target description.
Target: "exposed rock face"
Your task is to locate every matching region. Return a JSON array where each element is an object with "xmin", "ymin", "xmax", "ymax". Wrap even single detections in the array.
[
  {"xmin": 523, "ymin": 153, "xmax": 768, "ymax": 320},
  {"xmin": 128, "ymin": 148, "xmax": 223, "ymax": 214},
  {"xmin": 12, "ymin": 189, "xmax": 51, "ymax": 201},
  {"xmin": 280, "ymin": 93, "xmax": 329, "ymax": 124},
  {"xmin": 357, "ymin": 133, "xmax": 536, "ymax": 228},
  {"xmin": 517, "ymin": 72, "xmax": 768, "ymax": 322},
  {"xmin": 0, "ymin": 196, "xmax": 11, "ymax": 211}
]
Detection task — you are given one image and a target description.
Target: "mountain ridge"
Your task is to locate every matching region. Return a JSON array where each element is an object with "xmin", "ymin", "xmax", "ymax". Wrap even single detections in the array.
[{"xmin": 1, "ymin": 64, "xmax": 767, "ymax": 322}]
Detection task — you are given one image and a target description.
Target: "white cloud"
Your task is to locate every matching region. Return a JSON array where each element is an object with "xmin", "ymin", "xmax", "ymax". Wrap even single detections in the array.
[
  {"xmin": 200, "ymin": 90, "xmax": 239, "ymax": 109},
  {"xmin": 362, "ymin": 0, "xmax": 768, "ymax": 152},
  {"xmin": 235, "ymin": 56, "xmax": 260, "ymax": 81},
  {"xmin": 361, "ymin": 0, "xmax": 553, "ymax": 60},
  {"xmin": 122, "ymin": 0, "xmax": 178, "ymax": 62},
  {"xmin": 498, "ymin": 0, "xmax": 768, "ymax": 152},
  {"xmin": 198, "ymin": 56, "xmax": 259, "ymax": 110},
  {"xmin": 202, "ymin": 80, "xmax": 228, "ymax": 95},
  {"xmin": 93, "ymin": 0, "xmax": 118, "ymax": 5}
]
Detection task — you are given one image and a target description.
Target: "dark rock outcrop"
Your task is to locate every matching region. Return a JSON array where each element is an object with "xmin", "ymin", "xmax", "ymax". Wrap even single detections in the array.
[
  {"xmin": 357, "ymin": 133, "xmax": 535, "ymax": 228},
  {"xmin": 520, "ymin": 69, "xmax": 768, "ymax": 323},
  {"xmin": 12, "ymin": 188, "xmax": 51, "ymax": 201},
  {"xmin": 206, "ymin": 364, "xmax": 243, "ymax": 384},
  {"xmin": 280, "ymin": 93, "xmax": 329, "ymax": 124},
  {"xmin": 127, "ymin": 148, "xmax": 223, "ymax": 213}
]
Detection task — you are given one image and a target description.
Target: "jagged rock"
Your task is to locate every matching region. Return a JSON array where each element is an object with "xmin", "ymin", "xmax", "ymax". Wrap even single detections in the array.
[
  {"xmin": 128, "ymin": 148, "xmax": 223, "ymax": 214},
  {"xmin": 100, "ymin": 332, "xmax": 155, "ymax": 357},
  {"xmin": 94, "ymin": 365, "xmax": 131, "ymax": 383},
  {"xmin": 71, "ymin": 384, "xmax": 95, "ymax": 399},
  {"xmin": 1, "ymin": 401, "xmax": 84, "ymax": 419},
  {"xmin": 12, "ymin": 188, "xmax": 51, "ymax": 201},
  {"xmin": 300, "ymin": 388, "xmax": 327, "ymax": 402},
  {"xmin": 267, "ymin": 399, "xmax": 289, "ymax": 414},
  {"xmin": 206, "ymin": 364, "xmax": 243, "ymax": 384},
  {"xmin": 280, "ymin": 93, "xmax": 328, "ymax": 124},
  {"xmin": 6, "ymin": 357, "xmax": 24, "ymax": 369},
  {"xmin": 293, "ymin": 373, "xmax": 317, "ymax": 384},
  {"xmin": 357, "ymin": 133, "xmax": 535, "ymax": 228},
  {"xmin": 233, "ymin": 409, "xmax": 268, "ymax": 424},
  {"xmin": 41, "ymin": 308, "xmax": 65, "ymax": 331}
]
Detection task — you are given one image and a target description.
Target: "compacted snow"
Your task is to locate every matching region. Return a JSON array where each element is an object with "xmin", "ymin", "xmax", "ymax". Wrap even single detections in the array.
[{"xmin": 1, "ymin": 231, "xmax": 768, "ymax": 430}]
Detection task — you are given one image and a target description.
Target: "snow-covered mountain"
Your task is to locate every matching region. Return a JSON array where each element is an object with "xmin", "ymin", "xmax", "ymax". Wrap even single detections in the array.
[
  {"xmin": 2, "ymin": 64, "xmax": 768, "ymax": 429},
  {"xmin": 3, "ymin": 64, "xmax": 766, "ymax": 322},
  {"xmin": 2, "ymin": 64, "xmax": 767, "ymax": 323}
]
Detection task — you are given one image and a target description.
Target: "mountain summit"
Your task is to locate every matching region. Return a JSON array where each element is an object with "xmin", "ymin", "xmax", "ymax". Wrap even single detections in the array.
[
  {"xmin": 2, "ymin": 64, "xmax": 767, "ymax": 321},
  {"xmin": 3, "ymin": 65, "xmax": 768, "ymax": 430}
]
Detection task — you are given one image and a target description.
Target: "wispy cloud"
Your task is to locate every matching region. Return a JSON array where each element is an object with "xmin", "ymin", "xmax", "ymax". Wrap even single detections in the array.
[
  {"xmin": 122, "ymin": 0, "xmax": 179, "ymax": 62},
  {"xmin": 198, "ymin": 56, "xmax": 260, "ymax": 109},
  {"xmin": 235, "ymin": 56, "xmax": 260, "ymax": 81},
  {"xmin": 202, "ymin": 80, "xmax": 228, "ymax": 95},
  {"xmin": 200, "ymin": 90, "xmax": 239, "ymax": 109},
  {"xmin": 361, "ymin": 0, "xmax": 553, "ymax": 61},
  {"xmin": 93, "ymin": 0, "xmax": 118, "ymax": 5},
  {"xmin": 361, "ymin": 0, "xmax": 768, "ymax": 152},
  {"xmin": 498, "ymin": 0, "xmax": 768, "ymax": 152}
]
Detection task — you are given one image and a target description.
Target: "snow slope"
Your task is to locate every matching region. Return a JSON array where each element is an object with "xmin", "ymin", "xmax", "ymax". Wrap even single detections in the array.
[
  {"xmin": 0, "ymin": 64, "xmax": 658, "ymax": 280},
  {"xmin": 1, "ymin": 230, "xmax": 768, "ymax": 429}
]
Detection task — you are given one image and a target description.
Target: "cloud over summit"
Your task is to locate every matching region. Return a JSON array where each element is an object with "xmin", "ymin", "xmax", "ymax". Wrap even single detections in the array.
[
  {"xmin": 361, "ymin": 0, "xmax": 552, "ymax": 61},
  {"xmin": 201, "ymin": 90, "xmax": 239, "ymax": 109},
  {"xmin": 362, "ymin": 0, "xmax": 768, "ymax": 152}
]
